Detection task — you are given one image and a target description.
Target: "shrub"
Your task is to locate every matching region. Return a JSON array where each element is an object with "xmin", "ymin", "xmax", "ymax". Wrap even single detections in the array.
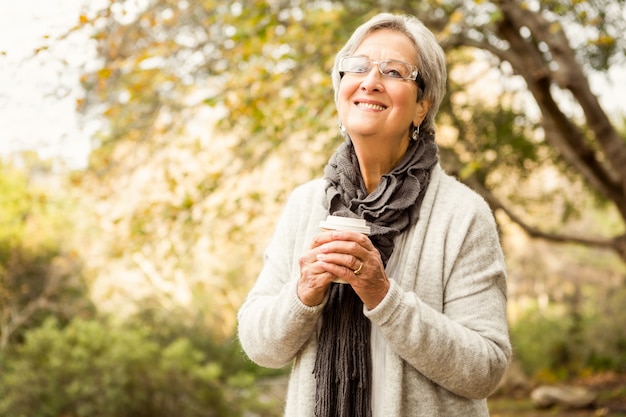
[
  {"xmin": 583, "ymin": 286, "xmax": 626, "ymax": 372},
  {"xmin": 0, "ymin": 317, "xmax": 282, "ymax": 417},
  {"xmin": 510, "ymin": 290, "xmax": 626, "ymax": 382},
  {"xmin": 510, "ymin": 305, "xmax": 575, "ymax": 381}
]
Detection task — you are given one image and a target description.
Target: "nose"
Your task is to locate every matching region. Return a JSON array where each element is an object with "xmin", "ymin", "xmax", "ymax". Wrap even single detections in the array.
[{"xmin": 360, "ymin": 63, "xmax": 384, "ymax": 92}]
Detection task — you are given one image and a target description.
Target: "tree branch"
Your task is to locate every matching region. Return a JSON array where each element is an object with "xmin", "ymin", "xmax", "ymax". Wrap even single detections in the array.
[
  {"xmin": 463, "ymin": 172, "xmax": 619, "ymax": 253},
  {"xmin": 445, "ymin": 22, "xmax": 616, "ymax": 203},
  {"xmin": 495, "ymin": 0, "xmax": 626, "ymax": 217},
  {"xmin": 1, "ymin": 297, "xmax": 50, "ymax": 351},
  {"xmin": 439, "ymin": 146, "xmax": 622, "ymax": 260},
  {"xmin": 511, "ymin": 2, "xmax": 626, "ymax": 191}
]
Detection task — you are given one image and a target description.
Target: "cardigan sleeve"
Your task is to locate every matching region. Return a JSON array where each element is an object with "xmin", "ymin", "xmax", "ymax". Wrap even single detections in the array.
[
  {"xmin": 365, "ymin": 175, "xmax": 512, "ymax": 399},
  {"xmin": 237, "ymin": 181, "xmax": 326, "ymax": 368}
]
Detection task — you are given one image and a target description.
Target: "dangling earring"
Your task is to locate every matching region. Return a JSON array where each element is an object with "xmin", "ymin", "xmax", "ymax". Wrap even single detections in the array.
[
  {"xmin": 339, "ymin": 122, "xmax": 348, "ymax": 138},
  {"xmin": 411, "ymin": 124, "xmax": 420, "ymax": 141}
]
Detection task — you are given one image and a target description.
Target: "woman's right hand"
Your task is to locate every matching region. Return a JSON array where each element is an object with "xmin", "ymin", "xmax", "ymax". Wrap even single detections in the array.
[{"xmin": 297, "ymin": 231, "xmax": 338, "ymax": 306}]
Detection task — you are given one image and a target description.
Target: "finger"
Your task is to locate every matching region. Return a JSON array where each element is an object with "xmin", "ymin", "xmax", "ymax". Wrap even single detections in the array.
[
  {"xmin": 310, "ymin": 230, "xmax": 339, "ymax": 249},
  {"xmin": 353, "ymin": 260, "xmax": 363, "ymax": 275},
  {"xmin": 328, "ymin": 230, "xmax": 372, "ymax": 244},
  {"xmin": 316, "ymin": 259, "xmax": 359, "ymax": 283},
  {"xmin": 316, "ymin": 252, "xmax": 361, "ymax": 271},
  {"xmin": 319, "ymin": 240, "xmax": 363, "ymax": 258},
  {"xmin": 297, "ymin": 268, "xmax": 335, "ymax": 307}
]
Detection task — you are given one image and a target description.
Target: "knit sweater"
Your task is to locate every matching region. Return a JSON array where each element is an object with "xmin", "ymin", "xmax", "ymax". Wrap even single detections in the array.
[{"xmin": 237, "ymin": 164, "xmax": 512, "ymax": 416}]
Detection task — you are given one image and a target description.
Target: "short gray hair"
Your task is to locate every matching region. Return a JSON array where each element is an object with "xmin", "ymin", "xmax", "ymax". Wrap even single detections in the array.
[{"xmin": 332, "ymin": 13, "xmax": 447, "ymax": 133}]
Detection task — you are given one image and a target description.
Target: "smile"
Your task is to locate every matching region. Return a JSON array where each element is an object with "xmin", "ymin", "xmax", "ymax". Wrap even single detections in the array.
[{"xmin": 356, "ymin": 101, "xmax": 387, "ymax": 111}]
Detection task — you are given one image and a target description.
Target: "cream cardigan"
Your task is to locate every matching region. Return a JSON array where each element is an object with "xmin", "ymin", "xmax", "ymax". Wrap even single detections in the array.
[{"xmin": 237, "ymin": 164, "xmax": 512, "ymax": 416}]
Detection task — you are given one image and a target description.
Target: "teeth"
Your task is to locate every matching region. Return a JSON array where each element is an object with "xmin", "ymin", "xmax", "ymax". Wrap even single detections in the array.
[{"xmin": 357, "ymin": 102, "xmax": 386, "ymax": 111}]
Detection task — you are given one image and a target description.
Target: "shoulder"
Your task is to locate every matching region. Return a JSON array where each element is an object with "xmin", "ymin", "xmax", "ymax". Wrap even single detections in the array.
[
  {"xmin": 422, "ymin": 165, "xmax": 497, "ymax": 235},
  {"xmin": 430, "ymin": 165, "xmax": 492, "ymax": 214},
  {"xmin": 285, "ymin": 178, "xmax": 325, "ymax": 212},
  {"xmin": 291, "ymin": 178, "xmax": 325, "ymax": 197},
  {"xmin": 275, "ymin": 178, "xmax": 326, "ymax": 233}
]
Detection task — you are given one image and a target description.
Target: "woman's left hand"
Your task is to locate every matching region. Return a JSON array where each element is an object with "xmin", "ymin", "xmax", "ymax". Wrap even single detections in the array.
[{"xmin": 313, "ymin": 230, "xmax": 390, "ymax": 309}]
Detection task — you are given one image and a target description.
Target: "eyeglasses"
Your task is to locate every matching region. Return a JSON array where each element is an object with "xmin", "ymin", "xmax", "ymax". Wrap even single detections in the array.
[{"xmin": 339, "ymin": 56, "xmax": 425, "ymax": 91}]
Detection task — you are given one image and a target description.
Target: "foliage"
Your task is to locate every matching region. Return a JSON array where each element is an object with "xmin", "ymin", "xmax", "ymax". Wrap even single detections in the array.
[
  {"xmin": 0, "ymin": 157, "xmax": 92, "ymax": 351},
  {"xmin": 70, "ymin": 0, "xmax": 626, "ymax": 265},
  {"xmin": 510, "ymin": 286, "xmax": 626, "ymax": 381},
  {"xmin": 510, "ymin": 305, "xmax": 580, "ymax": 381},
  {"xmin": 0, "ymin": 156, "xmax": 54, "ymax": 248},
  {"xmin": 583, "ymin": 286, "xmax": 626, "ymax": 372},
  {"xmin": 70, "ymin": 128, "xmax": 309, "ymax": 337},
  {"xmin": 68, "ymin": 2, "xmax": 357, "ymax": 333},
  {"xmin": 431, "ymin": 0, "xmax": 626, "ymax": 257},
  {"xmin": 42, "ymin": 2, "xmax": 624, "ymax": 367},
  {"xmin": 0, "ymin": 316, "xmax": 284, "ymax": 417},
  {"xmin": 3, "ymin": 3, "xmax": 623, "ymax": 413},
  {"xmin": 78, "ymin": 0, "xmax": 348, "ymax": 176}
]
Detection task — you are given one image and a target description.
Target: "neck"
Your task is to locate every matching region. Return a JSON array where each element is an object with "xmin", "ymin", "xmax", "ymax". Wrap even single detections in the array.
[{"xmin": 353, "ymin": 137, "xmax": 410, "ymax": 193}]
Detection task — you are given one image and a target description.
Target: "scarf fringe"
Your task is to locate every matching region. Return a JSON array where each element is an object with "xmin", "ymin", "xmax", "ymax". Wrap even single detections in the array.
[{"xmin": 314, "ymin": 284, "xmax": 372, "ymax": 417}]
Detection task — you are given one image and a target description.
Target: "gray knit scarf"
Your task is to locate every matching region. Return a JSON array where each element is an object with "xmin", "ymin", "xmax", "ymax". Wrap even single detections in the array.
[{"xmin": 313, "ymin": 131, "xmax": 438, "ymax": 417}]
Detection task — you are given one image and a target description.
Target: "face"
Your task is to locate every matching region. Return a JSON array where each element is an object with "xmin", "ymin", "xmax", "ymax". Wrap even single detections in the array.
[{"xmin": 337, "ymin": 29, "xmax": 430, "ymax": 144}]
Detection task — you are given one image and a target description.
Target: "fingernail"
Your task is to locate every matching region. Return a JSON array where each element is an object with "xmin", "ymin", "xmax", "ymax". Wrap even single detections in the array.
[{"xmin": 316, "ymin": 254, "xmax": 326, "ymax": 261}]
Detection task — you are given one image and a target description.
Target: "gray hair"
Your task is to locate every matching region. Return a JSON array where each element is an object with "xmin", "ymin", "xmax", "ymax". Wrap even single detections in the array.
[{"xmin": 332, "ymin": 13, "xmax": 447, "ymax": 133}]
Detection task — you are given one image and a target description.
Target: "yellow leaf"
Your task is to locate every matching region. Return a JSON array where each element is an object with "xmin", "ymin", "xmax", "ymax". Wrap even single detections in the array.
[{"xmin": 450, "ymin": 10, "xmax": 464, "ymax": 24}]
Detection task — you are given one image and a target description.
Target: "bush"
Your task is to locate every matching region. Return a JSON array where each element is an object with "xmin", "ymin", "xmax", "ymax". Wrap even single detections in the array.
[
  {"xmin": 0, "ymin": 159, "xmax": 93, "ymax": 349},
  {"xmin": 0, "ymin": 317, "xmax": 283, "ymax": 417},
  {"xmin": 583, "ymin": 286, "xmax": 626, "ymax": 372},
  {"xmin": 510, "ymin": 289, "xmax": 626, "ymax": 382},
  {"xmin": 510, "ymin": 305, "xmax": 575, "ymax": 381}
]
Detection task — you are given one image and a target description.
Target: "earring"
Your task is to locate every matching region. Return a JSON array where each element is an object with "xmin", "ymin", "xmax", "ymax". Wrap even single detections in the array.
[
  {"xmin": 411, "ymin": 124, "xmax": 420, "ymax": 141},
  {"xmin": 339, "ymin": 122, "xmax": 347, "ymax": 137}
]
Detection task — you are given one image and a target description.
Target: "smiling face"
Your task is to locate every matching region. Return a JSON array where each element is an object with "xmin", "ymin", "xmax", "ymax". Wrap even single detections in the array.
[{"xmin": 337, "ymin": 29, "xmax": 430, "ymax": 147}]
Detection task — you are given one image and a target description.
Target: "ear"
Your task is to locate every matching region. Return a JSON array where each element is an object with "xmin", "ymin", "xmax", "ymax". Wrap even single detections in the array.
[{"xmin": 413, "ymin": 99, "xmax": 431, "ymax": 127}]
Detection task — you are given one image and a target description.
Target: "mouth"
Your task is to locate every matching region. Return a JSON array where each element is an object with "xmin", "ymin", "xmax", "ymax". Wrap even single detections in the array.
[{"xmin": 355, "ymin": 101, "xmax": 387, "ymax": 111}]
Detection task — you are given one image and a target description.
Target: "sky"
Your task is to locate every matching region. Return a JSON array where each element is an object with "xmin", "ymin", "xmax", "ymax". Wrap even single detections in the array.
[
  {"xmin": 0, "ymin": 0, "xmax": 93, "ymax": 168},
  {"xmin": 0, "ymin": 1, "xmax": 625, "ymax": 170}
]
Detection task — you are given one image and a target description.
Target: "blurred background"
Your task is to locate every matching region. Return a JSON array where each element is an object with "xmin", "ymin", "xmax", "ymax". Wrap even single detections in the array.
[{"xmin": 0, "ymin": 0, "xmax": 625, "ymax": 416}]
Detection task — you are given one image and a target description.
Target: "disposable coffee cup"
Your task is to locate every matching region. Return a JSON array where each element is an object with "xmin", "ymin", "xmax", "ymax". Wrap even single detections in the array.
[
  {"xmin": 319, "ymin": 215, "xmax": 371, "ymax": 283},
  {"xmin": 319, "ymin": 215, "xmax": 371, "ymax": 235}
]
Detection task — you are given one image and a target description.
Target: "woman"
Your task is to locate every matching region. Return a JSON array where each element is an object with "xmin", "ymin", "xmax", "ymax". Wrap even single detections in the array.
[{"xmin": 238, "ymin": 12, "xmax": 511, "ymax": 417}]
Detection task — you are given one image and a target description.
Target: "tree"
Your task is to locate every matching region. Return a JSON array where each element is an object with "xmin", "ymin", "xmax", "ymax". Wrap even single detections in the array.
[
  {"xmin": 419, "ymin": 0, "xmax": 626, "ymax": 258},
  {"xmin": 0, "ymin": 156, "xmax": 92, "ymax": 351},
  {"xmin": 73, "ymin": 0, "xmax": 626, "ymax": 265},
  {"xmin": 69, "ymin": 1, "xmax": 356, "ymax": 331}
]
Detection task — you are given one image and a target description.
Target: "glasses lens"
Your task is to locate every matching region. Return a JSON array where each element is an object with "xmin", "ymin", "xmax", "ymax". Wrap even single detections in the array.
[
  {"xmin": 340, "ymin": 56, "xmax": 416, "ymax": 80},
  {"xmin": 341, "ymin": 56, "xmax": 370, "ymax": 73},
  {"xmin": 380, "ymin": 61, "xmax": 412, "ymax": 79}
]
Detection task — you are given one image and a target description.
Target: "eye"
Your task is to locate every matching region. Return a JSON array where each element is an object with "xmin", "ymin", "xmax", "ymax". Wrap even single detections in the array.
[
  {"xmin": 341, "ymin": 57, "xmax": 371, "ymax": 74},
  {"xmin": 349, "ymin": 58, "xmax": 370, "ymax": 73},
  {"xmin": 381, "ymin": 61, "xmax": 408, "ymax": 79},
  {"xmin": 353, "ymin": 63, "xmax": 369, "ymax": 72},
  {"xmin": 382, "ymin": 68, "xmax": 404, "ymax": 78}
]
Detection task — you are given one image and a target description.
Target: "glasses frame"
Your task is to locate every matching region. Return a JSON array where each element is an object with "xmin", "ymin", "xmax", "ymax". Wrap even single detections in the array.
[{"xmin": 339, "ymin": 56, "xmax": 426, "ymax": 93}]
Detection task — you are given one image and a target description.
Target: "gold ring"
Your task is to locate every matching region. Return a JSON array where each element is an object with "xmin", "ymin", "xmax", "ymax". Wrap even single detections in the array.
[{"xmin": 353, "ymin": 262, "xmax": 363, "ymax": 275}]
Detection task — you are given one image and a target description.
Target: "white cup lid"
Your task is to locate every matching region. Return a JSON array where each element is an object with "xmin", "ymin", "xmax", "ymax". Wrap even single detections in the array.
[{"xmin": 319, "ymin": 215, "xmax": 371, "ymax": 235}]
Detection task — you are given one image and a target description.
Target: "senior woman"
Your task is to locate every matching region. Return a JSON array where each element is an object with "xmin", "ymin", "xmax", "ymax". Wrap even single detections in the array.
[{"xmin": 238, "ymin": 12, "xmax": 511, "ymax": 417}]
